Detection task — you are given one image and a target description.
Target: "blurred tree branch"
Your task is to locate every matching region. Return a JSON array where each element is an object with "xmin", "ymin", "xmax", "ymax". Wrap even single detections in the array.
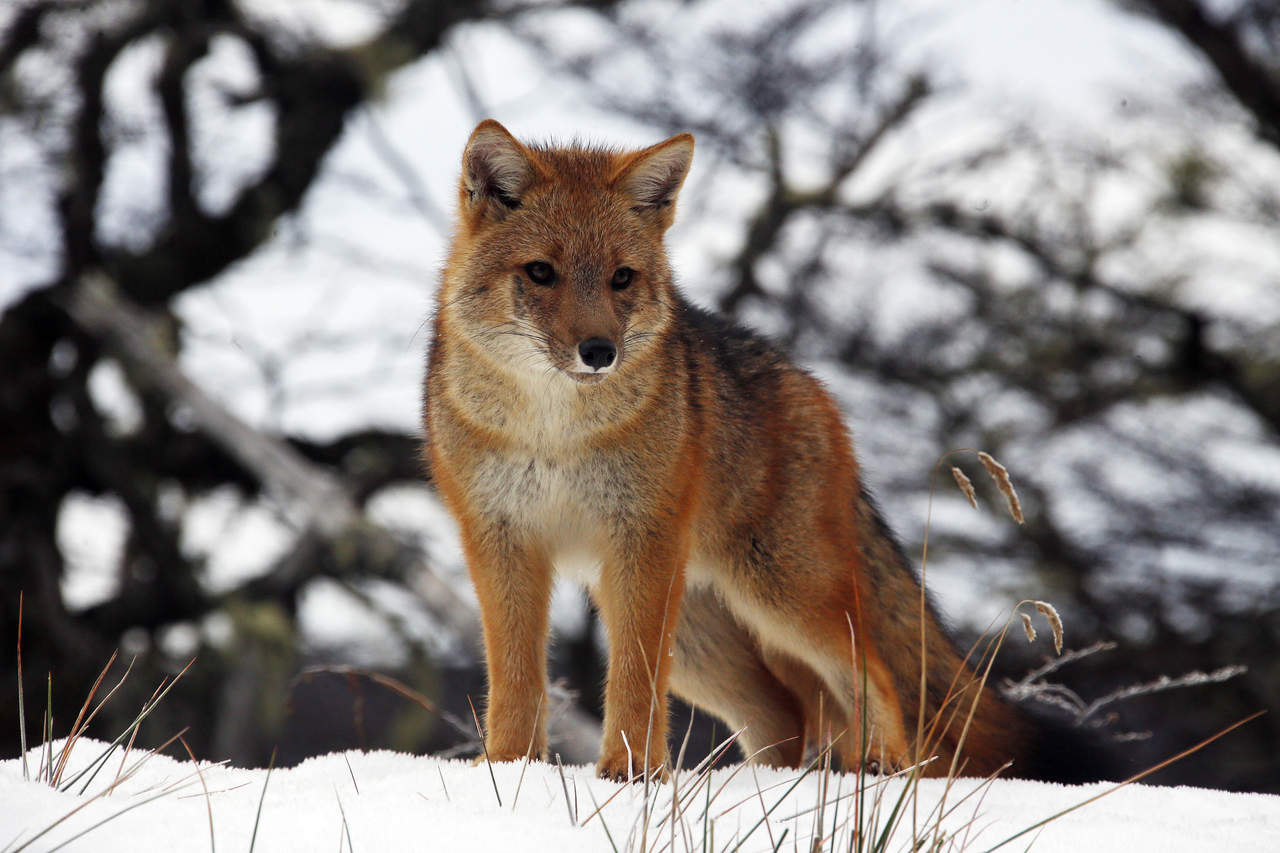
[{"xmin": 1123, "ymin": 0, "xmax": 1280, "ymax": 147}]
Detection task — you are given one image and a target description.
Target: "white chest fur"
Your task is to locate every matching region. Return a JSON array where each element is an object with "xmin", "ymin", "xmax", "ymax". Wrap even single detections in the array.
[{"xmin": 464, "ymin": 448, "xmax": 628, "ymax": 587}]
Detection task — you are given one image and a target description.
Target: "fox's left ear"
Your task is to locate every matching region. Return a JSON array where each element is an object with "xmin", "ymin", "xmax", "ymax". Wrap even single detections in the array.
[{"xmin": 613, "ymin": 133, "xmax": 695, "ymax": 226}]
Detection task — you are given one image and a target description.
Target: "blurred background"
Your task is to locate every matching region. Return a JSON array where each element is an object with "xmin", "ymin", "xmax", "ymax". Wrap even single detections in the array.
[{"xmin": 1, "ymin": 0, "xmax": 1277, "ymax": 793}]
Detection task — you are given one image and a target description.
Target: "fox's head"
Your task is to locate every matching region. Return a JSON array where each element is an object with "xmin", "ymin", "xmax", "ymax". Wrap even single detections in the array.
[{"xmin": 440, "ymin": 120, "xmax": 694, "ymax": 385}]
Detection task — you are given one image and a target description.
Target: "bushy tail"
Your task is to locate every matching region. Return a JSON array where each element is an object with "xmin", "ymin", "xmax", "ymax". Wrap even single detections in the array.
[{"xmin": 854, "ymin": 486, "xmax": 1120, "ymax": 783}]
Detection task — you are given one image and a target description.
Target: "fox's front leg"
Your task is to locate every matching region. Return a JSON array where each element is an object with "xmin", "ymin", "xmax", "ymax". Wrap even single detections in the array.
[
  {"xmin": 461, "ymin": 521, "xmax": 553, "ymax": 763},
  {"xmin": 595, "ymin": 533, "xmax": 687, "ymax": 782}
]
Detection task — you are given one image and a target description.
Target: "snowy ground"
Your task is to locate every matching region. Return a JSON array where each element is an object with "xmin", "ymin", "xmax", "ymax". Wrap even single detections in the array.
[{"xmin": 2, "ymin": 739, "xmax": 1277, "ymax": 852}]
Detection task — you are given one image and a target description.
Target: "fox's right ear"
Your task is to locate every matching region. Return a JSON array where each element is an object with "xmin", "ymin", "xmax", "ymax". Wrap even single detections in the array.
[{"xmin": 461, "ymin": 120, "xmax": 537, "ymax": 216}]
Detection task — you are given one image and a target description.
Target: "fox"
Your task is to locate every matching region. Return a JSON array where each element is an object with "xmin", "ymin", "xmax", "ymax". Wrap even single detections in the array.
[{"xmin": 423, "ymin": 119, "xmax": 1112, "ymax": 783}]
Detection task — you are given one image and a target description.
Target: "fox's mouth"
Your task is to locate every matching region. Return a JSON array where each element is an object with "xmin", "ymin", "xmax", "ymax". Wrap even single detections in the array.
[{"xmin": 566, "ymin": 369, "xmax": 610, "ymax": 385}]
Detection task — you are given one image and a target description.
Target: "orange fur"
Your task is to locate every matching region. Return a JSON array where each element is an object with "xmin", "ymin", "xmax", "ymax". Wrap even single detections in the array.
[{"xmin": 424, "ymin": 120, "xmax": 1039, "ymax": 782}]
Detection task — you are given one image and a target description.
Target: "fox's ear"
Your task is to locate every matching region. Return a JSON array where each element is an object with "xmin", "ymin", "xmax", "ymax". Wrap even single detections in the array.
[
  {"xmin": 613, "ymin": 133, "xmax": 695, "ymax": 224},
  {"xmin": 461, "ymin": 120, "xmax": 537, "ymax": 214}
]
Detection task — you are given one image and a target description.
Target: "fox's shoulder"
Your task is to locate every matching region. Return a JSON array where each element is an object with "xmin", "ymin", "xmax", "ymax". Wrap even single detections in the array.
[{"xmin": 674, "ymin": 298, "xmax": 791, "ymax": 386}]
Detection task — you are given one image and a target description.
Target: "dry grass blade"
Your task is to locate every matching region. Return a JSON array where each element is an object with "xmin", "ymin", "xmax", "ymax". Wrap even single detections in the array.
[
  {"xmin": 66, "ymin": 656, "xmax": 194, "ymax": 796},
  {"xmin": 50, "ymin": 650, "xmax": 118, "ymax": 786},
  {"xmin": 667, "ymin": 705, "xmax": 698, "ymax": 852},
  {"xmin": 580, "ymin": 773, "xmax": 631, "ymax": 827},
  {"xmin": 174, "ymin": 776, "xmax": 244, "ymax": 800},
  {"xmin": 114, "ymin": 725, "xmax": 191, "ymax": 790},
  {"xmin": 17, "ymin": 592, "xmax": 28, "ymax": 781},
  {"xmin": 343, "ymin": 754, "xmax": 360, "ymax": 795},
  {"xmin": 709, "ymin": 747, "xmax": 828, "ymax": 820},
  {"xmin": 555, "ymin": 753, "xmax": 577, "ymax": 825},
  {"xmin": 155, "ymin": 754, "xmax": 230, "ymax": 795},
  {"xmin": 179, "ymin": 736, "xmax": 215, "ymax": 853},
  {"xmin": 584, "ymin": 784, "xmax": 620, "ymax": 853},
  {"xmin": 918, "ymin": 615, "xmax": 1024, "ymax": 851},
  {"xmin": 42, "ymin": 676, "xmax": 53, "ymax": 784},
  {"xmin": 699, "ymin": 731, "xmax": 795, "ymax": 821},
  {"xmin": 51, "ymin": 652, "xmax": 138, "ymax": 790},
  {"xmin": 436, "ymin": 765, "xmax": 450, "ymax": 801},
  {"xmin": 976, "ymin": 451, "xmax": 1024, "ymax": 524},
  {"xmin": 749, "ymin": 766, "xmax": 776, "ymax": 851},
  {"xmin": 951, "ymin": 466, "xmax": 979, "ymax": 509},
  {"xmin": 248, "ymin": 747, "xmax": 277, "ymax": 853},
  {"xmin": 107, "ymin": 673, "xmax": 168, "ymax": 796},
  {"xmin": 724, "ymin": 744, "xmax": 834, "ymax": 853},
  {"xmin": 468, "ymin": 695, "xmax": 502, "ymax": 807},
  {"xmin": 512, "ymin": 695, "xmax": 543, "ymax": 811},
  {"xmin": 634, "ymin": 728, "xmax": 746, "ymax": 836},
  {"xmin": 335, "ymin": 790, "xmax": 355, "ymax": 853}
]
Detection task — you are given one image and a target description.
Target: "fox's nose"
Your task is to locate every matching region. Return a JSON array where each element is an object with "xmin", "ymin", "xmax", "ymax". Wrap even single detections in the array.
[{"xmin": 577, "ymin": 337, "xmax": 617, "ymax": 371}]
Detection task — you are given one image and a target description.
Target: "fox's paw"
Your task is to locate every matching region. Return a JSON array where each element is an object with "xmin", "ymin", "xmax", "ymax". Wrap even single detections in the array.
[{"xmin": 596, "ymin": 750, "xmax": 669, "ymax": 784}]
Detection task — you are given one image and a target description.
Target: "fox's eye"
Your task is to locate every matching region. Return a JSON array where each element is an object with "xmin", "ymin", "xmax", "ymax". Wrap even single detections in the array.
[
  {"xmin": 611, "ymin": 267, "xmax": 634, "ymax": 290},
  {"xmin": 525, "ymin": 261, "xmax": 555, "ymax": 285}
]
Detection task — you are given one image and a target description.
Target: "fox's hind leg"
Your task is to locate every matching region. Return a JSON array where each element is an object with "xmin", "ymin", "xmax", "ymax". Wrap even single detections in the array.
[
  {"xmin": 758, "ymin": 647, "xmax": 844, "ymax": 764},
  {"xmin": 669, "ymin": 588, "xmax": 808, "ymax": 768},
  {"xmin": 715, "ymin": 573, "xmax": 916, "ymax": 774}
]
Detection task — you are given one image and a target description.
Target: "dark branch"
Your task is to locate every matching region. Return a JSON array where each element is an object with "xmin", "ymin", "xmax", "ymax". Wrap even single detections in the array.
[{"xmin": 1128, "ymin": 0, "xmax": 1280, "ymax": 147}]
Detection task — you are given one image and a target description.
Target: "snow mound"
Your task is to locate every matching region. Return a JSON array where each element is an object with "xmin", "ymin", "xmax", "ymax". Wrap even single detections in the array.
[{"xmin": 1, "ymin": 739, "xmax": 1276, "ymax": 851}]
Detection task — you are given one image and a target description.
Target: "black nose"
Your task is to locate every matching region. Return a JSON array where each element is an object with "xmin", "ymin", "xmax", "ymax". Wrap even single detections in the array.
[{"xmin": 578, "ymin": 337, "xmax": 616, "ymax": 370}]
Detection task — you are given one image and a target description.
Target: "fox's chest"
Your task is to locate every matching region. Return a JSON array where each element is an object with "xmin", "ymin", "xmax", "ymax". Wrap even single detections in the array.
[{"xmin": 462, "ymin": 447, "xmax": 648, "ymax": 583}]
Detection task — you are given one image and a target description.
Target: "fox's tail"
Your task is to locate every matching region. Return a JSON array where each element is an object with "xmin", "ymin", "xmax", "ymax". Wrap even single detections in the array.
[{"xmin": 853, "ymin": 487, "xmax": 1118, "ymax": 782}]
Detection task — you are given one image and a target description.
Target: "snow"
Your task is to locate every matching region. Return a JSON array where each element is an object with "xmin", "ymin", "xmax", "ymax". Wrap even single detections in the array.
[{"xmin": 2, "ymin": 739, "xmax": 1277, "ymax": 852}]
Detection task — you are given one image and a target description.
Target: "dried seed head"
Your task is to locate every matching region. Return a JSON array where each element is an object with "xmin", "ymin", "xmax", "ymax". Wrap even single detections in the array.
[
  {"xmin": 951, "ymin": 466, "xmax": 979, "ymax": 510},
  {"xmin": 977, "ymin": 451, "xmax": 1024, "ymax": 524},
  {"xmin": 1033, "ymin": 600, "xmax": 1064, "ymax": 655},
  {"xmin": 1019, "ymin": 612, "xmax": 1037, "ymax": 644}
]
